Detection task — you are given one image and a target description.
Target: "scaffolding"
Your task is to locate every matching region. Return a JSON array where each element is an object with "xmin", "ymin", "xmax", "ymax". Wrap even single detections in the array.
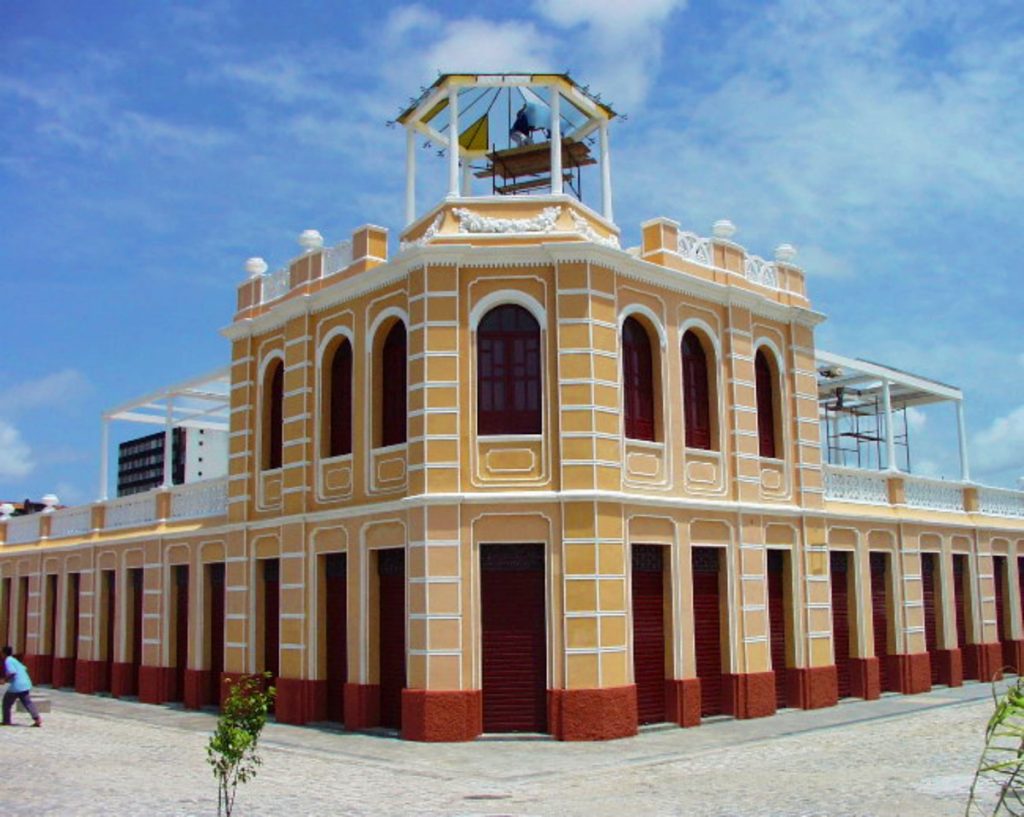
[
  {"xmin": 815, "ymin": 349, "xmax": 968, "ymax": 479},
  {"xmin": 821, "ymin": 389, "xmax": 910, "ymax": 471}
]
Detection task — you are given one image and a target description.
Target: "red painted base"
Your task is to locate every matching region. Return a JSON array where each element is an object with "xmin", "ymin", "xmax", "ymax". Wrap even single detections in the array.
[
  {"xmin": 789, "ymin": 666, "xmax": 839, "ymax": 710},
  {"xmin": 30, "ymin": 654, "xmax": 53, "ymax": 685},
  {"xmin": 111, "ymin": 662, "xmax": 138, "ymax": 697},
  {"xmin": 934, "ymin": 649, "xmax": 963, "ymax": 687},
  {"xmin": 548, "ymin": 685, "xmax": 638, "ymax": 741},
  {"xmin": 139, "ymin": 666, "xmax": 176, "ymax": 704},
  {"xmin": 849, "ymin": 657, "xmax": 881, "ymax": 700},
  {"xmin": 344, "ymin": 683, "xmax": 380, "ymax": 730},
  {"xmin": 275, "ymin": 679, "xmax": 327, "ymax": 725},
  {"xmin": 666, "ymin": 678, "xmax": 702, "ymax": 727},
  {"xmin": 1002, "ymin": 640, "xmax": 1024, "ymax": 675},
  {"xmin": 74, "ymin": 659, "xmax": 99, "ymax": 694},
  {"xmin": 401, "ymin": 689, "xmax": 482, "ymax": 742},
  {"xmin": 964, "ymin": 643, "xmax": 1004, "ymax": 683},
  {"xmin": 886, "ymin": 653, "xmax": 931, "ymax": 694},
  {"xmin": 52, "ymin": 656, "xmax": 77, "ymax": 689},
  {"xmin": 723, "ymin": 672, "xmax": 776, "ymax": 719},
  {"xmin": 91, "ymin": 661, "xmax": 113, "ymax": 694},
  {"xmin": 183, "ymin": 669, "xmax": 212, "ymax": 709}
]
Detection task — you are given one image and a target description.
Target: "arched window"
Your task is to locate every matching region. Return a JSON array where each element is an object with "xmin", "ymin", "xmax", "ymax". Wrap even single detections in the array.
[
  {"xmin": 681, "ymin": 330, "xmax": 712, "ymax": 450},
  {"xmin": 264, "ymin": 360, "xmax": 284, "ymax": 470},
  {"xmin": 755, "ymin": 349, "xmax": 777, "ymax": 458},
  {"xmin": 477, "ymin": 304, "xmax": 542, "ymax": 435},
  {"xmin": 622, "ymin": 316, "xmax": 655, "ymax": 442},
  {"xmin": 380, "ymin": 321, "xmax": 407, "ymax": 447},
  {"xmin": 326, "ymin": 338, "xmax": 352, "ymax": 457}
]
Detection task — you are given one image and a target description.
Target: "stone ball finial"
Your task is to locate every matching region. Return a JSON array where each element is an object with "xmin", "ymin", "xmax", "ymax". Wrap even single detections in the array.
[
  {"xmin": 41, "ymin": 494, "xmax": 59, "ymax": 512},
  {"xmin": 245, "ymin": 257, "xmax": 268, "ymax": 278},
  {"xmin": 712, "ymin": 219, "xmax": 737, "ymax": 240},
  {"xmin": 775, "ymin": 244, "xmax": 798, "ymax": 263},
  {"xmin": 299, "ymin": 229, "xmax": 324, "ymax": 252}
]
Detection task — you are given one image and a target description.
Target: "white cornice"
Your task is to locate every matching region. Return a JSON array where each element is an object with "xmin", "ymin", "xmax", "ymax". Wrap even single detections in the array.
[{"xmin": 222, "ymin": 240, "xmax": 826, "ymax": 340}]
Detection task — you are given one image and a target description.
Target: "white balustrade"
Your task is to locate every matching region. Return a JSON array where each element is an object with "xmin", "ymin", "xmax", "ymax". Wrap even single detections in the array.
[
  {"xmin": 4, "ymin": 514, "xmax": 41, "ymax": 545},
  {"xmin": 744, "ymin": 254, "xmax": 779, "ymax": 289},
  {"xmin": 824, "ymin": 466, "xmax": 890, "ymax": 505},
  {"xmin": 677, "ymin": 231, "xmax": 712, "ymax": 266},
  {"xmin": 169, "ymin": 478, "xmax": 228, "ymax": 520},
  {"xmin": 49, "ymin": 505, "xmax": 93, "ymax": 538},
  {"xmin": 105, "ymin": 492, "xmax": 157, "ymax": 529},
  {"xmin": 978, "ymin": 487, "xmax": 1024, "ymax": 518},
  {"xmin": 903, "ymin": 476, "xmax": 965, "ymax": 512},
  {"xmin": 323, "ymin": 240, "xmax": 353, "ymax": 276},
  {"xmin": 261, "ymin": 266, "xmax": 290, "ymax": 303}
]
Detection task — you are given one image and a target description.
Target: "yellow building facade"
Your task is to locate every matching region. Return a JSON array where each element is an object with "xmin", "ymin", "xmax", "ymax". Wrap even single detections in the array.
[{"xmin": 1, "ymin": 74, "xmax": 1022, "ymax": 742}]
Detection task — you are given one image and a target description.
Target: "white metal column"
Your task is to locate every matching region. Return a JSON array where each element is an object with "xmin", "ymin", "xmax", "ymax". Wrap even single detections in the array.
[
  {"xmin": 600, "ymin": 118, "xmax": 613, "ymax": 221},
  {"xmin": 405, "ymin": 127, "xmax": 416, "ymax": 226},
  {"xmin": 447, "ymin": 87, "xmax": 460, "ymax": 197},
  {"xmin": 549, "ymin": 86, "xmax": 562, "ymax": 195},
  {"xmin": 99, "ymin": 418, "xmax": 110, "ymax": 501},
  {"xmin": 162, "ymin": 399, "xmax": 174, "ymax": 489},
  {"xmin": 881, "ymin": 379, "xmax": 897, "ymax": 471},
  {"xmin": 956, "ymin": 400, "xmax": 971, "ymax": 482}
]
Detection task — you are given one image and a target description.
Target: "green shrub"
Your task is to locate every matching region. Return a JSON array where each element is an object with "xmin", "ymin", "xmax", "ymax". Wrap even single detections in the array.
[{"xmin": 206, "ymin": 673, "xmax": 276, "ymax": 817}]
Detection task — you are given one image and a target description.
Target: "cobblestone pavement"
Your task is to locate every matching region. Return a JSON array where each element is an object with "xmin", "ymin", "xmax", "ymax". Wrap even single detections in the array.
[{"xmin": 1, "ymin": 682, "xmax": 1007, "ymax": 816}]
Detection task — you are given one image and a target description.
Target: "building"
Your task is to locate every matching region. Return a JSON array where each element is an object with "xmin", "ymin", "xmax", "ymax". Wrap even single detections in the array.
[
  {"xmin": 0, "ymin": 74, "xmax": 1022, "ymax": 742},
  {"xmin": 117, "ymin": 427, "xmax": 229, "ymax": 497}
]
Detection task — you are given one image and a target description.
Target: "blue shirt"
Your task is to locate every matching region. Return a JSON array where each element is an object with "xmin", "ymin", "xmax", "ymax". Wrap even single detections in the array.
[{"xmin": 4, "ymin": 656, "xmax": 31, "ymax": 693}]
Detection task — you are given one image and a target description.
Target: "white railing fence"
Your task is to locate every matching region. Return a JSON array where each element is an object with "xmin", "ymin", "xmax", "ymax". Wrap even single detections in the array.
[
  {"xmin": 49, "ymin": 506, "xmax": 94, "ymax": 538},
  {"xmin": 4, "ymin": 515, "xmax": 40, "ymax": 545},
  {"xmin": 104, "ymin": 493, "xmax": 157, "ymax": 529},
  {"xmin": 903, "ymin": 475, "xmax": 966, "ymax": 512},
  {"xmin": 169, "ymin": 478, "xmax": 228, "ymax": 520},
  {"xmin": 978, "ymin": 487, "xmax": 1024, "ymax": 518},
  {"xmin": 824, "ymin": 466, "xmax": 890, "ymax": 504}
]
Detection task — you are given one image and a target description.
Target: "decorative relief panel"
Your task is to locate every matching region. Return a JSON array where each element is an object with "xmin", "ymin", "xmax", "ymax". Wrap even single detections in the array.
[
  {"xmin": 623, "ymin": 441, "xmax": 666, "ymax": 487},
  {"xmin": 372, "ymin": 447, "xmax": 407, "ymax": 491},
  {"xmin": 319, "ymin": 456, "xmax": 353, "ymax": 500},
  {"xmin": 475, "ymin": 438, "xmax": 546, "ymax": 485},
  {"xmin": 453, "ymin": 206, "xmax": 561, "ymax": 234},
  {"xmin": 259, "ymin": 469, "xmax": 283, "ymax": 509}
]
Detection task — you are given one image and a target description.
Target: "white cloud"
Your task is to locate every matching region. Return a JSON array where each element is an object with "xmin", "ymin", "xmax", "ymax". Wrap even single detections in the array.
[
  {"xmin": 533, "ymin": 0, "xmax": 687, "ymax": 109},
  {"xmin": 0, "ymin": 369, "xmax": 91, "ymax": 415},
  {"xmin": 0, "ymin": 421, "xmax": 34, "ymax": 480},
  {"xmin": 906, "ymin": 406, "xmax": 928, "ymax": 433},
  {"xmin": 973, "ymin": 404, "xmax": 1024, "ymax": 479}
]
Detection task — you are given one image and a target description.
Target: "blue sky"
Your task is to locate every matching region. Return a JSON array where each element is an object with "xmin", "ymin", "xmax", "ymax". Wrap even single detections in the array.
[{"xmin": 1, "ymin": 0, "xmax": 1023, "ymax": 505}]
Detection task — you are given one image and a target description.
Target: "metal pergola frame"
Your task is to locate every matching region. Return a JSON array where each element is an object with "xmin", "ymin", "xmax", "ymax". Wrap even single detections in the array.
[
  {"xmin": 99, "ymin": 367, "xmax": 231, "ymax": 500},
  {"xmin": 816, "ymin": 350, "xmax": 970, "ymax": 479}
]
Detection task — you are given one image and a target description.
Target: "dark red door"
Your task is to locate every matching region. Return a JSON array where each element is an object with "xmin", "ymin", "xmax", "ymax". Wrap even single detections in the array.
[
  {"xmin": 693, "ymin": 547, "xmax": 723, "ymax": 716},
  {"xmin": 767, "ymin": 550, "xmax": 789, "ymax": 708},
  {"xmin": 209, "ymin": 563, "xmax": 225, "ymax": 704},
  {"xmin": 831, "ymin": 552, "xmax": 852, "ymax": 698},
  {"xmin": 325, "ymin": 554, "xmax": 347, "ymax": 723},
  {"xmin": 46, "ymin": 574, "xmax": 58, "ymax": 675},
  {"xmin": 102, "ymin": 571, "xmax": 115, "ymax": 692},
  {"xmin": 921, "ymin": 553, "xmax": 939, "ymax": 685},
  {"xmin": 632, "ymin": 545, "xmax": 665, "ymax": 725},
  {"xmin": 69, "ymin": 574, "xmax": 80, "ymax": 686},
  {"xmin": 378, "ymin": 549, "xmax": 405, "ymax": 730},
  {"xmin": 174, "ymin": 566, "xmax": 188, "ymax": 702},
  {"xmin": 481, "ymin": 544, "xmax": 547, "ymax": 733},
  {"xmin": 263, "ymin": 560, "xmax": 280, "ymax": 682},
  {"xmin": 870, "ymin": 553, "xmax": 889, "ymax": 692},
  {"xmin": 18, "ymin": 577, "xmax": 28, "ymax": 656},
  {"xmin": 130, "ymin": 569, "xmax": 143, "ymax": 695},
  {"xmin": 954, "ymin": 555, "xmax": 972, "ymax": 680},
  {"xmin": 994, "ymin": 557, "xmax": 1012, "ymax": 670},
  {"xmin": 1, "ymin": 578, "xmax": 10, "ymax": 647}
]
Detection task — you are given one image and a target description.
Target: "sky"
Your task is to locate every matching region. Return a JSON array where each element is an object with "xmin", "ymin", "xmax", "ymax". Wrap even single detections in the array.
[{"xmin": 1, "ymin": 0, "xmax": 1023, "ymax": 505}]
